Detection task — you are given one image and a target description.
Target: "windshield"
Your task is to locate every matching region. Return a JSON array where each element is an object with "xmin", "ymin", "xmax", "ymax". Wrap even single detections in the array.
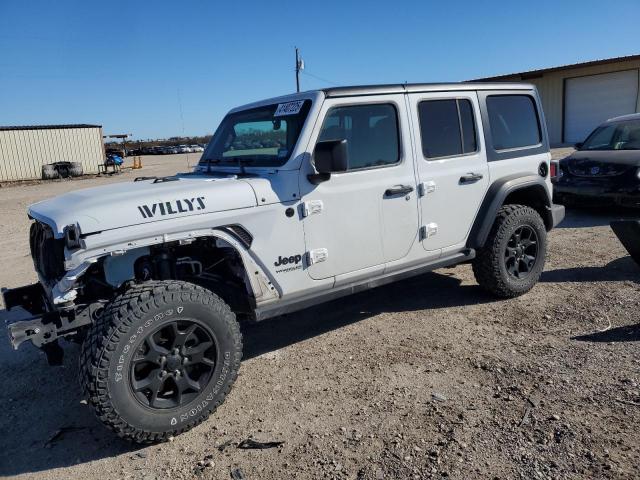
[
  {"xmin": 581, "ymin": 120, "xmax": 640, "ymax": 151},
  {"xmin": 200, "ymin": 100, "xmax": 311, "ymax": 168}
]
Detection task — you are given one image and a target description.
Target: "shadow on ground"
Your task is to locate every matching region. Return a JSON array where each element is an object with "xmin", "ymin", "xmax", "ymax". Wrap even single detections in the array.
[
  {"xmin": 541, "ymin": 256, "xmax": 639, "ymax": 284},
  {"xmin": 242, "ymin": 269, "xmax": 492, "ymax": 360},
  {"xmin": 572, "ymin": 323, "xmax": 640, "ymax": 343},
  {"xmin": 0, "ymin": 270, "xmax": 492, "ymax": 476},
  {"xmin": 556, "ymin": 205, "xmax": 639, "ymax": 229}
]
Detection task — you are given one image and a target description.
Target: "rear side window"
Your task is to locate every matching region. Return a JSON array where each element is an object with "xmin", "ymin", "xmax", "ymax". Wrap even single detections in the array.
[
  {"xmin": 418, "ymin": 99, "xmax": 477, "ymax": 159},
  {"xmin": 486, "ymin": 95, "xmax": 541, "ymax": 150},
  {"xmin": 319, "ymin": 104, "xmax": 399, "ymax": 170}
]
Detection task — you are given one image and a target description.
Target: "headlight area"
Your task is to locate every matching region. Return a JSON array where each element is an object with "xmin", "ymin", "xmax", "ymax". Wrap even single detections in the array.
[
  {"xmin": 63, "ymin": 224, "xmax": 82, "ymax": 250},
  {"xmin": 51, "ymin": 259, "xmax": 97, "ymax": 305}
]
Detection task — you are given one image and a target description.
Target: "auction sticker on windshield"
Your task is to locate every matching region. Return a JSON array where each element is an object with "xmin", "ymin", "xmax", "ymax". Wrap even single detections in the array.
[{"xmin": 274, "ymin": 101, "xmax": 305, "ymax": 117}]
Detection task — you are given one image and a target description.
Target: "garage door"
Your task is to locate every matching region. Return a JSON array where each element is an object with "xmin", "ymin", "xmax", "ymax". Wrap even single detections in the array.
[{"xmin": 564, "ymin": 69, "xmax": 639, "ymax": 143}]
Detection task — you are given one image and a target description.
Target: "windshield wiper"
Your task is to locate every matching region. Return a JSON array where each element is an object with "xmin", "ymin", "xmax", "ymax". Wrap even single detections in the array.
[
  {"xmin": 201, "ymin": 158, "xmax": 223, "ymax": 173},
  {"xmin": 235, "ymin": 158, "xmax": 254, "ymax": 175},
  {"xmin": 200, "ymin": 157, "xmax": 256, "ymax": 176}
]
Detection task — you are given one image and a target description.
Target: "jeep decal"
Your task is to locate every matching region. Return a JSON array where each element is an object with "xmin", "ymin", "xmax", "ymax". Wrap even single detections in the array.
[
  {"xmin": 137, "ymin": 197, "xmax": 205, "ymax": 219},
  {"xmin": 274, "ymin": 254, "xmax": 303, "ymax": 273}
]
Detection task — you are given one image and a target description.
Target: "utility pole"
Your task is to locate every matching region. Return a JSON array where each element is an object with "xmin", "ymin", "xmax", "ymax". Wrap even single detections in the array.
[{"xmin": 295, "ymin": 47, "xmax": 302, "ymax": 92}]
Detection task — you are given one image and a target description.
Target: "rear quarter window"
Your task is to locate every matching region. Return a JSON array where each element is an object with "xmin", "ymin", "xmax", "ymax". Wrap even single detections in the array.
[{"xmin": 486, "ymin": 95, "xmax": 541, "ymax": 150}]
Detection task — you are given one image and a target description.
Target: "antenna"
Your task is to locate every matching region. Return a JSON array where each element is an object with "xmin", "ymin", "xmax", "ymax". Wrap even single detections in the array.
[
  {"xmin": 177, "ymin": 88, "xmax": 190, "ymax": 168},
  {"xmin": 295, "ymin": 47, "xmax": 304, "ymax": 92}
]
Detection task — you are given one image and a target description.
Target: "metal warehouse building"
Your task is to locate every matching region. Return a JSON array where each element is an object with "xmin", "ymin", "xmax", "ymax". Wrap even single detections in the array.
[
  {"xmin": 0, "ymin": 124, "xmax": 104, "ymax": 181},
  {"xmin": 478, "ymin": 54, "xmax": 640, "ymax": 146}
]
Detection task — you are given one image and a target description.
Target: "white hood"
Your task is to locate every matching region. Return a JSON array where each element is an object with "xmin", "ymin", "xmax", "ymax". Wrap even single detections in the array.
[{"xmin": 28, "ymin": 175, "xmax": 258, "ymax": 237}]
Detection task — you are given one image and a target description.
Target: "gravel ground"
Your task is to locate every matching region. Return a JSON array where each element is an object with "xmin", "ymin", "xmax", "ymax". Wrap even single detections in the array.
[{"xmin": 0, "ymin": 151, "xmax": 638, "ymax": 480}]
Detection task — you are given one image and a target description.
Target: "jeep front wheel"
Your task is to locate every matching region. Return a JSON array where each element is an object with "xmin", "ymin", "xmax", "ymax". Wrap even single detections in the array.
[
  {"xmin": 472, "ymin": 204, "xmax": 547, "ymax": 298},
  {"xmin": 79, "ymin": 280, "xmax": 242, "ymax": 443}
]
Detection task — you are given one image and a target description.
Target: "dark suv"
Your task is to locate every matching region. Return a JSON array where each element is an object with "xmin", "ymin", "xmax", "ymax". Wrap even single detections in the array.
[{"xmin": 554, "ymin": 113, "xmax": 640, "ymax": 208}]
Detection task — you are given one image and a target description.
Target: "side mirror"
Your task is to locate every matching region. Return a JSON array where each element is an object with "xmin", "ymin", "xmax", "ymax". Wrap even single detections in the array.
[
  {"xmin": 574, "ymin": 142, "xmax": 583, "ymax": 150},
  {"xmin": 309, "ymin": 139, "xmax": 348, "ymax": 184}
]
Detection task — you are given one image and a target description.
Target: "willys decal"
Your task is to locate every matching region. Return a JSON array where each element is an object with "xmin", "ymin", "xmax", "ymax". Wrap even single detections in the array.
[{"xmin": 138, "ymin": 196, "xmax": 205, "ymax": 219}]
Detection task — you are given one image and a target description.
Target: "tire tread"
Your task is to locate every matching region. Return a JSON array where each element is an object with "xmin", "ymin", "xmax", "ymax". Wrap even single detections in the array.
[{"xmin": 79, "ymin": 280, "xmax": 242, "ymax": 443}]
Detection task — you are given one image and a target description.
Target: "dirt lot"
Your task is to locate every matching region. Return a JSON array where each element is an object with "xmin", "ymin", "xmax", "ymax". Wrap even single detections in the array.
[{"xmin": 0, "ymin": 152, "xmax": 638, "ymax": 480}]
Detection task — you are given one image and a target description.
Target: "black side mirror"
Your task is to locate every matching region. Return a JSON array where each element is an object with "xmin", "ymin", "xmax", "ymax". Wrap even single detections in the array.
[
  {"xmin": 308, "ymin": 139, "xmax": 348, "ymax": 184},
  {"xmin": 575, "ymin": 142, "xmax": 583, "ymax": 150}
]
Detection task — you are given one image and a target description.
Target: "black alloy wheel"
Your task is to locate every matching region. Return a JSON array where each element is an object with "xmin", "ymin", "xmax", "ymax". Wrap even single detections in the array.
[
  {"xmin": 131, "ymin": 320, "xmax": 217, "ymax": 409},
  {"xmin": 504, "ymin": 225, "xmax": 539, "ymax": 279}
]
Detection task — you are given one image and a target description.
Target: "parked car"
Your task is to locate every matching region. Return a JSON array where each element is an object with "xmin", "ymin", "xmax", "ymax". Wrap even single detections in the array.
[
  {"xmin": 553, "ymin": 113, "xmax": 640, "ymax": 208},
  {"xmin": 4, "ymin": 82, "xmax": 563, "ymax": 443},
  {"xmin": 190, "ymin": 144, "xmax": 204, "ymax": 152},
  {"xmin": 147, "ymin": 146, "xmax": 165, "ymax": 155}
]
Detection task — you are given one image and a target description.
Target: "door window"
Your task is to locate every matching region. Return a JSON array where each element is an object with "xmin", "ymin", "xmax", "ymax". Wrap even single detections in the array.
[
  {"xmin": 418, "ymin": 99, "xmax": 477, "ymax": 159},
  {"xmin": 486, "ymin": 95, "xmax": 541, "ymax": 150},
  {"xmin": 318, "ymin": 104, "xmax": 400, "ymax": 170}
]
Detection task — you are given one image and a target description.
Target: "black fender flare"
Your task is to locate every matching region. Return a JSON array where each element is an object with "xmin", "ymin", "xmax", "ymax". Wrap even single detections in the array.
[{"xmin": 467, "ymin": 174, "xmax": 555, "ymax": 249}]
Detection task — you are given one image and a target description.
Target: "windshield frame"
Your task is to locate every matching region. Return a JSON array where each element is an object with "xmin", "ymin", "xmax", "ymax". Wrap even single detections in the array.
[{"xmin": 199, "ymin": 99, "xmax": 313, "ymax": 170}]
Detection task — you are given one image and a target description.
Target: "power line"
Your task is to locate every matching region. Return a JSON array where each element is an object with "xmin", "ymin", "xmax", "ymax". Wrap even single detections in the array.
[{"xmin": 300, "ymin": 70, "xmax": 340, "ymax": 87}]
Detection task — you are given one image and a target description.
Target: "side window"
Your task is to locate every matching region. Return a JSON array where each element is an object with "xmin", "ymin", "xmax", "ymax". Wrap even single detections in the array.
[
  {"xmin": 418, "ymin": 99, "xmax": 477, "ymax": 159},
  {"xmin": 486, "ymin": 95, "xmax": 541, "ymax": 150},
  {"xmin": 318, "ymin": 104, "xmax": 399, "ymax": 170}
]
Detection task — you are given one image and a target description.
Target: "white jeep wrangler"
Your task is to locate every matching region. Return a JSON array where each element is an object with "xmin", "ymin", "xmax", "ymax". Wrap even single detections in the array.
[{"xmin": 4, "ymin": 82, "xmax": 564, "ymax": 442}]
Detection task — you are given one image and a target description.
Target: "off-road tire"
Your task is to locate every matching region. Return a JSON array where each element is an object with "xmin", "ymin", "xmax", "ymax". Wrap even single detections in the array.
[
  {"xmin": 79, "ymin": 280, "xmax": 242, "ymax": 443},
  {"xmin": 41, "ymin": 164, "xmax": 57, "ymax": 180},
  {"xmin": 473, "ymin": 204, "xmax": 547, "ymax": 298},
  {"xmin": 69, "ymin": 162, "xmax": 83, "ymax": 177}
]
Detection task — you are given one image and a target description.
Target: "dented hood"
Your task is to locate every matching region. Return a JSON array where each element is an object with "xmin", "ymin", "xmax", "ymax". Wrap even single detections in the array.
[{"xmin": 28, "ymin": 175, "xmax": 258, "ymax": 237}]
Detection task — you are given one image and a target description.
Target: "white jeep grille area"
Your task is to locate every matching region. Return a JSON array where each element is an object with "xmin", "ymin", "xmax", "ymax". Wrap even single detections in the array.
[{"xmin": 29, "ymin": 221, "xmax": 65, "ymax": 281}]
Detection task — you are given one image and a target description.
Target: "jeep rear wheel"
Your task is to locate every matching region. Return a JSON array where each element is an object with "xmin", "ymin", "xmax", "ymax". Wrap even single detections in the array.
[
  {"xmin": 79, "ymin": 280, "xmax": 242, "ymax": 443},
  {"xmin": 472, "ymin": 204, "xmax": 547, "ymax": 298}
]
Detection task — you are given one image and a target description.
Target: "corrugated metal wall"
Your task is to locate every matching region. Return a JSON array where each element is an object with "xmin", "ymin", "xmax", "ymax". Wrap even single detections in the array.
[
  {"xmin": 0, "ymin": 126, "xmax": 104, "ymax": 181},
  {"xmin": 492, "ymin": 59, "xmax": 640, "ymax": 145}
]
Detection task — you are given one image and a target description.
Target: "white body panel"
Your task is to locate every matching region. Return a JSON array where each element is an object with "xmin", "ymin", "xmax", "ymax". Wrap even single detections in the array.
[{"xmin": 29, "ymin": 175, "xmax": 258, "ymax": 236}]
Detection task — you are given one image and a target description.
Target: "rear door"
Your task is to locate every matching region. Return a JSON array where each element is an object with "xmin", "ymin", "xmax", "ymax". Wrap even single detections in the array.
[{"xmin": 408, "ymin": 91, "xmax": 489, "ymax": 251}]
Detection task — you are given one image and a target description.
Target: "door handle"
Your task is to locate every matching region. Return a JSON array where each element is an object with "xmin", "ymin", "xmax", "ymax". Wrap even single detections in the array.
[
  {"xmin": 459, "ymin": 172, "xmax": 484, "ymax": 184},
  {"xmin": 385, "ymin": 185, "xmax": 414, "ymax": 196}
]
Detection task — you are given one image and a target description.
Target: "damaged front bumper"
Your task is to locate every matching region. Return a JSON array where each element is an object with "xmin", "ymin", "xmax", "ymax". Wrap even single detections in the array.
[
  {"xmin": 3, "ymin": 283, "xmax": 55, "ymax": 349},
  {"xmin": 3, "ymin": 276, "xmax": 97, "ymax": 365}
]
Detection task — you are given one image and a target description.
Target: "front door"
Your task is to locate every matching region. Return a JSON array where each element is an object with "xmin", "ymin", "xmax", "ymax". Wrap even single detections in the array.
[
  {"xmin": 408, "ymin": 92, "xmax": 489, "ymax": 251},
  {"xmin": 301, "ymin": 95, "xmax": 419, "ymax": 280}
]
